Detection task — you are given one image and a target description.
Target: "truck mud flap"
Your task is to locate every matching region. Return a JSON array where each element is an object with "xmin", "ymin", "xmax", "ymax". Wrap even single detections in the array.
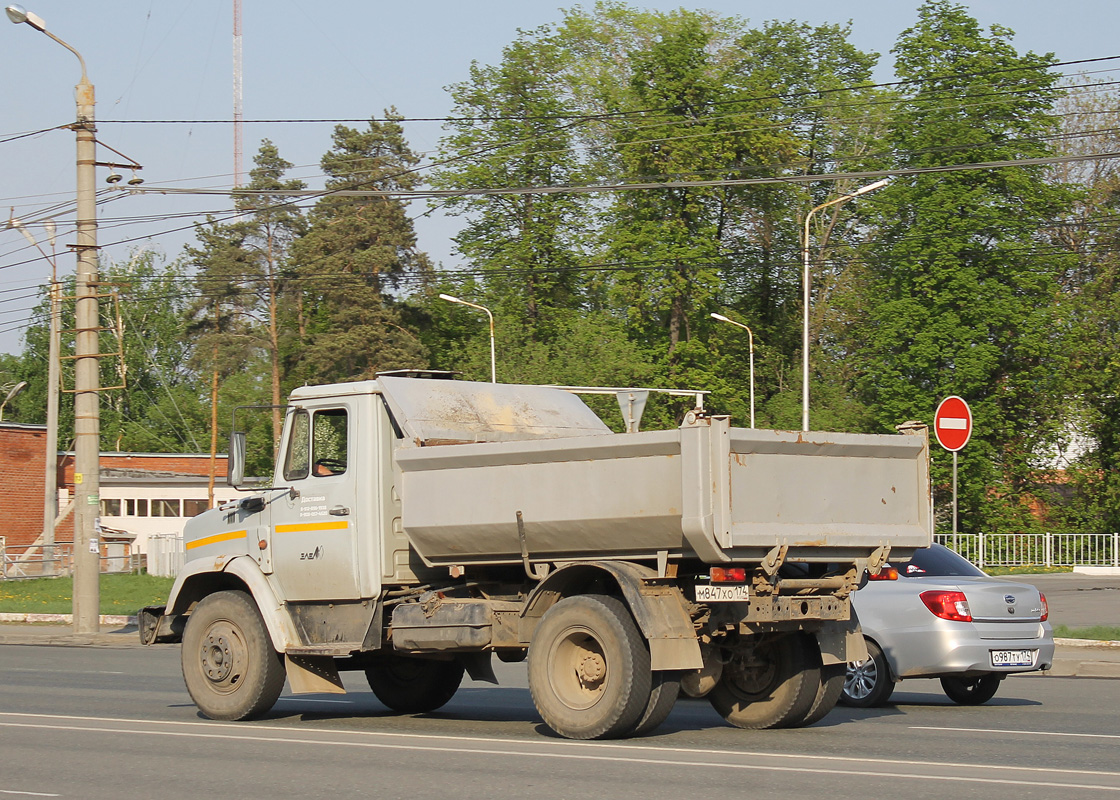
[{"xmin": 137, "ymin": 606, "xmax": 184, "ymax": 645}]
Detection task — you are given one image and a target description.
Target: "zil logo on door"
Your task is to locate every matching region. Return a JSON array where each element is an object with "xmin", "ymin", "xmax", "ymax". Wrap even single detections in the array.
[{"xmin": 300, "ymin": 546, "xmax": 324, "ymax": 561}]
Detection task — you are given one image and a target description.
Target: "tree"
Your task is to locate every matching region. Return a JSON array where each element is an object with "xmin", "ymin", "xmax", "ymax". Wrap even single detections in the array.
[
  {"xmin": 434, "ymin": 31, "xmax": 591, "ymax": 328},
  {"xmin": 234, "ymin": 140, "xmax": 306, "ymax": 441},
  {"xmin": 290, "ymin": 114, "xmax": 431, "ymax": 383},
  {"xmin": 857, "ymin": 0, "xmax": 1071, "ymax": 533}
]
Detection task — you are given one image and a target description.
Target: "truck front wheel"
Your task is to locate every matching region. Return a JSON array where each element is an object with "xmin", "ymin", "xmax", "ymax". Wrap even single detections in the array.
[
  {"xmin": 365, "ymin": 655, "xmax": 464, "ymax": 713},
  {"xmin": 181, "ymin": 590, "xmax": 286, "ymax": 721},
  {"xmin": 528, "ymin": 594, "xmax": 652, "ymax": 740},
  {"xmin": 707, "ymin": 634, "xmax": 820, "ymax": 729}
]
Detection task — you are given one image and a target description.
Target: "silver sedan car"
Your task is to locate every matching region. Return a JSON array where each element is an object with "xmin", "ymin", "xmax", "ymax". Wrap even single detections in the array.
[{"xmin": 841, "ymin": 543, "xmax": 1054, "ymax": 707}]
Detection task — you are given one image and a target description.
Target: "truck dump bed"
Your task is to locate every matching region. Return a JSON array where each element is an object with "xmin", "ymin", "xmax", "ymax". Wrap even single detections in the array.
[{"xmin": 382, "ymin": 378, "xmax": 932, "ymax": 567}]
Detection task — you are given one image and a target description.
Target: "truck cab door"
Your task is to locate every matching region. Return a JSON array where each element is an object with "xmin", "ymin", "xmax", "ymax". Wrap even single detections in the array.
[{"xmin": 269, "ymin": 404, "xmax": 361, "ymax": 601}]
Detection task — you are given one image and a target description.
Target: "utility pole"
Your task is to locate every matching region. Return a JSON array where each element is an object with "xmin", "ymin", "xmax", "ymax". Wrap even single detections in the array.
[
  {"xmin": 71, "ymin": 38, "xmax": 101, "ymax": 634},
  {"xmin": 6, "ymin": 4, "xmax": 102, "ymax": 631}
]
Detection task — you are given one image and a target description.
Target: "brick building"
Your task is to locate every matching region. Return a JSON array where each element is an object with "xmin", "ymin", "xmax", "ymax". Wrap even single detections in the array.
[{"xmin": 0, "ymin": 422, "xmax": 233, "ymax": 556}]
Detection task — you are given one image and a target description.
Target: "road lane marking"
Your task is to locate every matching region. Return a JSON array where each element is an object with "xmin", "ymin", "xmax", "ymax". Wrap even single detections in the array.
[
  {"xmin": 0, "ymin": 715, "xmax": 1119, "ymax": 792},
  {"xmin": 912, "ymin": 725, "xmax": 1120, "ymax": 740},
  {"xmin": 0, "ymin": 791, "xmax": 61, "ymax": 797},
  {"xmin": 281, "ymin": 697, "xmax": 354, "ymax": 705},
  {"xmin": 1, "ymin": 711, "xmax": 1117, "ymax": 779}
]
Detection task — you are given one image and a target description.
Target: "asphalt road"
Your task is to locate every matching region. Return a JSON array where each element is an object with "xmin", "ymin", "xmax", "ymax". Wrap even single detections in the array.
[{"xmin": 1, "ymin": 643, "xmax": 1118, "ymax": 800}]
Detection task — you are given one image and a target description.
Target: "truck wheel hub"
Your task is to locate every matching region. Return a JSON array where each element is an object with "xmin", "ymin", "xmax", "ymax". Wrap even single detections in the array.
[
  {"xmin": 202, "ymin": 634, "xmax": 234, "ymax": 682},
  {"xmin": 577, "ymin": 653, "xmax": 606, "ymax": 685}
]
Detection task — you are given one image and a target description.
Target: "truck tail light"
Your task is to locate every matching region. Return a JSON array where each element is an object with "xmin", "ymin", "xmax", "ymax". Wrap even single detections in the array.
[
  {"xmin": 920, "ymin": 590, "xmax": 972, "ymax": 622},
  {"xmin": 710, "ymin": 567, "xmax": 747, "ymax": 583},
  {"xmin": 868, "ymin": 566, "xmax": 899, "ymax": 581},
  {"xmin": 1040, "ymin": 592, "xmax": 1049, "ymax": 622}
]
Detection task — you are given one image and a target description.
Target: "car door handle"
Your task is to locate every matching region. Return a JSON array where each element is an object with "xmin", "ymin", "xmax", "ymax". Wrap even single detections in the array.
[{"xmin": 329, "ymin": 505, "xmax": 350, "ymax": 516}]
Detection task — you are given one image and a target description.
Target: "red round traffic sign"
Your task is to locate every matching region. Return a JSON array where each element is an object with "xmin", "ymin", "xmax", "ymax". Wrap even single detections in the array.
[{"xmin": 934, "ymin": 396, "xmax": 972, "ymax": 451}]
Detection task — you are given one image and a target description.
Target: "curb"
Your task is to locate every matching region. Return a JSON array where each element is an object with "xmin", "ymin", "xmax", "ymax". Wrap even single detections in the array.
[
  {"xmin": 1054, "ymin": 637, "xmax": 1120, "ymax": 648},
  {"xmin": 0, "ymin": 612, "xmax": 136, "ymax": 626}
]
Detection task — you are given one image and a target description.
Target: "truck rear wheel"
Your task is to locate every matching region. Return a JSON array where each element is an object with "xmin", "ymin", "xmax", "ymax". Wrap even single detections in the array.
[
  {"xmin": 528, "ymin": 594, "xmax": 652, "ymax": 740},
  {"xmin": 707, "ymin": 634, "xmax": 820, "ymax": 729},
  {"xmin": 181, "ymin": 590, "xmax": 286, "ymax": 721},
  {"xmin": 365, "ymin": 655, "xmax": 464, "ymax": 713},
  {"xmin": 630, "ymin": 670, "xmax": 681, "ymax": 736}
]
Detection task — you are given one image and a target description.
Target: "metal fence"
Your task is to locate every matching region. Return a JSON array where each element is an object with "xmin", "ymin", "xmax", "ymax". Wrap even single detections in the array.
[
  {"xmin": 146, "ymin": 534, "xmax": 185, "ymax": 578},
  {"xmin": 0, "ymin": 536, "xmax": 141, "ymax": 579},
  {"xmin": 935, "ymin": 532, "xmax": 1120, "ymax": 569}
]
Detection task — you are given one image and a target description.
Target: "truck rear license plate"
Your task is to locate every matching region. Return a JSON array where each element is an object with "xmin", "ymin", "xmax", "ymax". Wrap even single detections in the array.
[
  {"xmin": 695, "ymin": 584, "xmax": 749, "ymax": 602},
  {"xmin": 990, "ymin": 649, "xmax": 1034, "ymax": 667}
]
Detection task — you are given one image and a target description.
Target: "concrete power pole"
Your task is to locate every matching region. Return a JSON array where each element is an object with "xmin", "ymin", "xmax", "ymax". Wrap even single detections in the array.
[
  {"xmin": 71, "ymin": 52, "xmax": 101, "ymax": 634},
  {"xmin": 6, "ymin": 3, "xmax": 102, "ymax": 632}
]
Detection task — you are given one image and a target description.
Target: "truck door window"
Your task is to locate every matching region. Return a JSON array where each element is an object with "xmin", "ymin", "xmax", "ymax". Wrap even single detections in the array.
[
  {"xmin": 283, "ymin": 410, "xmax": 311, "ymax": 481},
  {"xmin": 312, "ymin": 409, "xmax": 348, "ymax": 477}
]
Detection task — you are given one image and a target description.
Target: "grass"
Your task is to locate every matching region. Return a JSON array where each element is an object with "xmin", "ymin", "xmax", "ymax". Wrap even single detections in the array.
[
  {"xmin": 1052, "ymin": 624, "xmax": 1120, "ymax": 641},
  {"xmin": 0, "ymin": 573, "xmax": 174, "ymax": 616}
]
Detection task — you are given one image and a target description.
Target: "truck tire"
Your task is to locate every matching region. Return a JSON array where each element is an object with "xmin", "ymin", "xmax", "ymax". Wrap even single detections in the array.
[
  {"xmin": 940, "ymin": 673, "xmax": 1002, "ymax": 705},
  {"xmin": 630, "ymin": 671, "xmax": 681, "ymax": 736},
  {"xmin": 797, "ymin": 663, "xmax": 846, "ymax": 726},
  {"xmin": 528, "ymin": 594, "xmax": 653, "ymax": 740},
  {"xmin": 778, "ymin": 635, "xmax": 844, "ymax": 728},
  {"xmin": 365, "ymin": 655, "xmax": 464, "ymax": 713},
  {"xmin": 181, "ymin": 590, "xmax": 286, "ymax": 721},
  {"xmin": 707, "ymin": 634, "xmax": 820, "ymax": 729}
]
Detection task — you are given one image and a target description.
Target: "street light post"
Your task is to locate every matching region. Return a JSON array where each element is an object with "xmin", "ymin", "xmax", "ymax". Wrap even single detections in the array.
[
  {"xmin": 801, "ymin": 178, "xmax": 890, "ymax": 432},
  {"xmin": 7, "ymin": 4, "xmax": 101, "ymax": 630},
  {"xmin": 9, "ymin": 219, "xmax": 62, "ymax": 576},
  {"xmin": 439, "ymin": 294, "xmax": 496, "ymax": 383},
  {"xmin": 710, "ymin": 313, "xmax": 756, "ymax": 429}
]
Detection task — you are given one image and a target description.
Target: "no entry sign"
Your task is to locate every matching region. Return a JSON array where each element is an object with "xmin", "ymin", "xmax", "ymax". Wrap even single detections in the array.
[{"xmin": 934, "ymin": 396, "xmax": 972, "ymax": 452}]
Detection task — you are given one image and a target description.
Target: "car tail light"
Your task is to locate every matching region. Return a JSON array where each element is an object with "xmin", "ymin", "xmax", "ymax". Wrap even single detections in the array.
[
  {"xmin": 710, "ymin": 567, "xmax": 747, "ymax": 583},
  {"xmin": 1040, "ymin": 592, "xmax": 1049, "ymax": 622},
  {"xmin": 920, "ymin": 590, "xmax": 972, "ymax": 622},
  {"xmin": 868, "ymin": 566, "xmax": 899, "ymax": 581}
]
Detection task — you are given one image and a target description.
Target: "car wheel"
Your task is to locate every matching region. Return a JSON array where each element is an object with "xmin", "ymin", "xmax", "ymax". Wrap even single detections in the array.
[
  {"xmin": 940, "ymin": 673, "xmax": 1002, "ymax": 705},
  {"xmin": 839, "ymin": 639, "xmax": 895, "ymax": 708}
]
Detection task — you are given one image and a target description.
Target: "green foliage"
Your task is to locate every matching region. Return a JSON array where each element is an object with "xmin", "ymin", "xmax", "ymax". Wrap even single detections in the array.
[
  {"xmin": 856, "ymin": 0, "xmax": 1071, "ymax": 534},
  {"xmin": 9, "ymin": 2, "xmax": 1120, "ymax": 535},
  {"xmin": 1052, "ymin": 624, "xmax": 1120, "ymax": 641},
  {"xmin": 290, "ymin": 114, "xmax": 431, "ymax": 383}
]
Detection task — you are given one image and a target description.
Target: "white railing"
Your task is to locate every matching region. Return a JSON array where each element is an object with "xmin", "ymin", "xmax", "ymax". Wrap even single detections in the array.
[
  {"xmin": 146, "ymin": 534, "xmax": 185, "ymax": 578},
  {"xmin": 935, "ymin": 532, "xmax": 1120, "ymax": 569}
]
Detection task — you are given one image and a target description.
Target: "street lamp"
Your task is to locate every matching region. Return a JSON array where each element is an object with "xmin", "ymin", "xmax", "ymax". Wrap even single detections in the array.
[
  {"xmin": 801, "ymin": 178, "xmax": 890, "ymax": 432},
  {"xmin": 8, "ymin": 218, "xmax": 61, "ymax": 577},
  {"xmin": 710, "ymin": 313, "xmax": 756, "ymax": 429},
  {"xmin": 439, "ymin": 293, "xmax": 496, "ymax": 383},
  {"xmin": 7, "ymin": 4, "xmax": 101, "ymax": 631},
  {"xmin": 0, "ymin": 381, "xmax": 27, "ymax": 421}
]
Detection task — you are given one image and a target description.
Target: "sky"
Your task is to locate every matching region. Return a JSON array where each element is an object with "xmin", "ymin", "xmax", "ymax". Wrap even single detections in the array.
[{"xmin": 1, "ymin": 0, "xmax": 1117, "ymax": 357}]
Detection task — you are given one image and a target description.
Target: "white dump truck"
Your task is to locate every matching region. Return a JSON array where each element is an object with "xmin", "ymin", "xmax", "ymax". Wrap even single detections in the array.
[{"xmin": 140, "ymin": 372, "xmax": 932, "ymax": 739}]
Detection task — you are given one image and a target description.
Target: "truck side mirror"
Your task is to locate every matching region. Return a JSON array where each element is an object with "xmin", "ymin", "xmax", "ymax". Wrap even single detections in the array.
[{"xmin": 228, "ymin": 431, "xmax": 247, "ymax": 487}]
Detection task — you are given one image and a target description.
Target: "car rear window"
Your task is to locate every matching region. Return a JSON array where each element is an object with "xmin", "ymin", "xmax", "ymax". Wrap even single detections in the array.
[{"xmin": 893, "ymin": 545, "xmax": 987, "ymax": 578}]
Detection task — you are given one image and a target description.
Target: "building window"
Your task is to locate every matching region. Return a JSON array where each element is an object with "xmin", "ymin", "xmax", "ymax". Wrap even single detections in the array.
[
  {"xmin": 100, "ymin": 499, "xmax": 122, "ymax": 516},
  {"xmin": 151, "ymin": 499, "xmax": 181, "ymax": 517},
  {"xmin": 126, "ymin": 499, "xmax": 149, "ymax": 517},
  {"xmin": 183, "ymin": 499, "xmax": 210, "ymax": 517}
]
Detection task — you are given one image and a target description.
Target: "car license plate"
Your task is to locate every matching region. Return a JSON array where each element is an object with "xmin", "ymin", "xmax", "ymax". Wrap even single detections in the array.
[
  {"xmin": 695, "ymin": 584, "xmax": 749, "ymax": 602},
  {"xmin": 990, "ymin": 649, "xmax": 1035, "ymax": 668}
]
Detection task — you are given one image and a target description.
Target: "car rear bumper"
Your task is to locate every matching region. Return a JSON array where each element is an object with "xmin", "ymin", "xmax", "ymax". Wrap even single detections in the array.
[{"xmin": 880, "ymin": 620, "xmax": 1055, "ymax": 678}]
